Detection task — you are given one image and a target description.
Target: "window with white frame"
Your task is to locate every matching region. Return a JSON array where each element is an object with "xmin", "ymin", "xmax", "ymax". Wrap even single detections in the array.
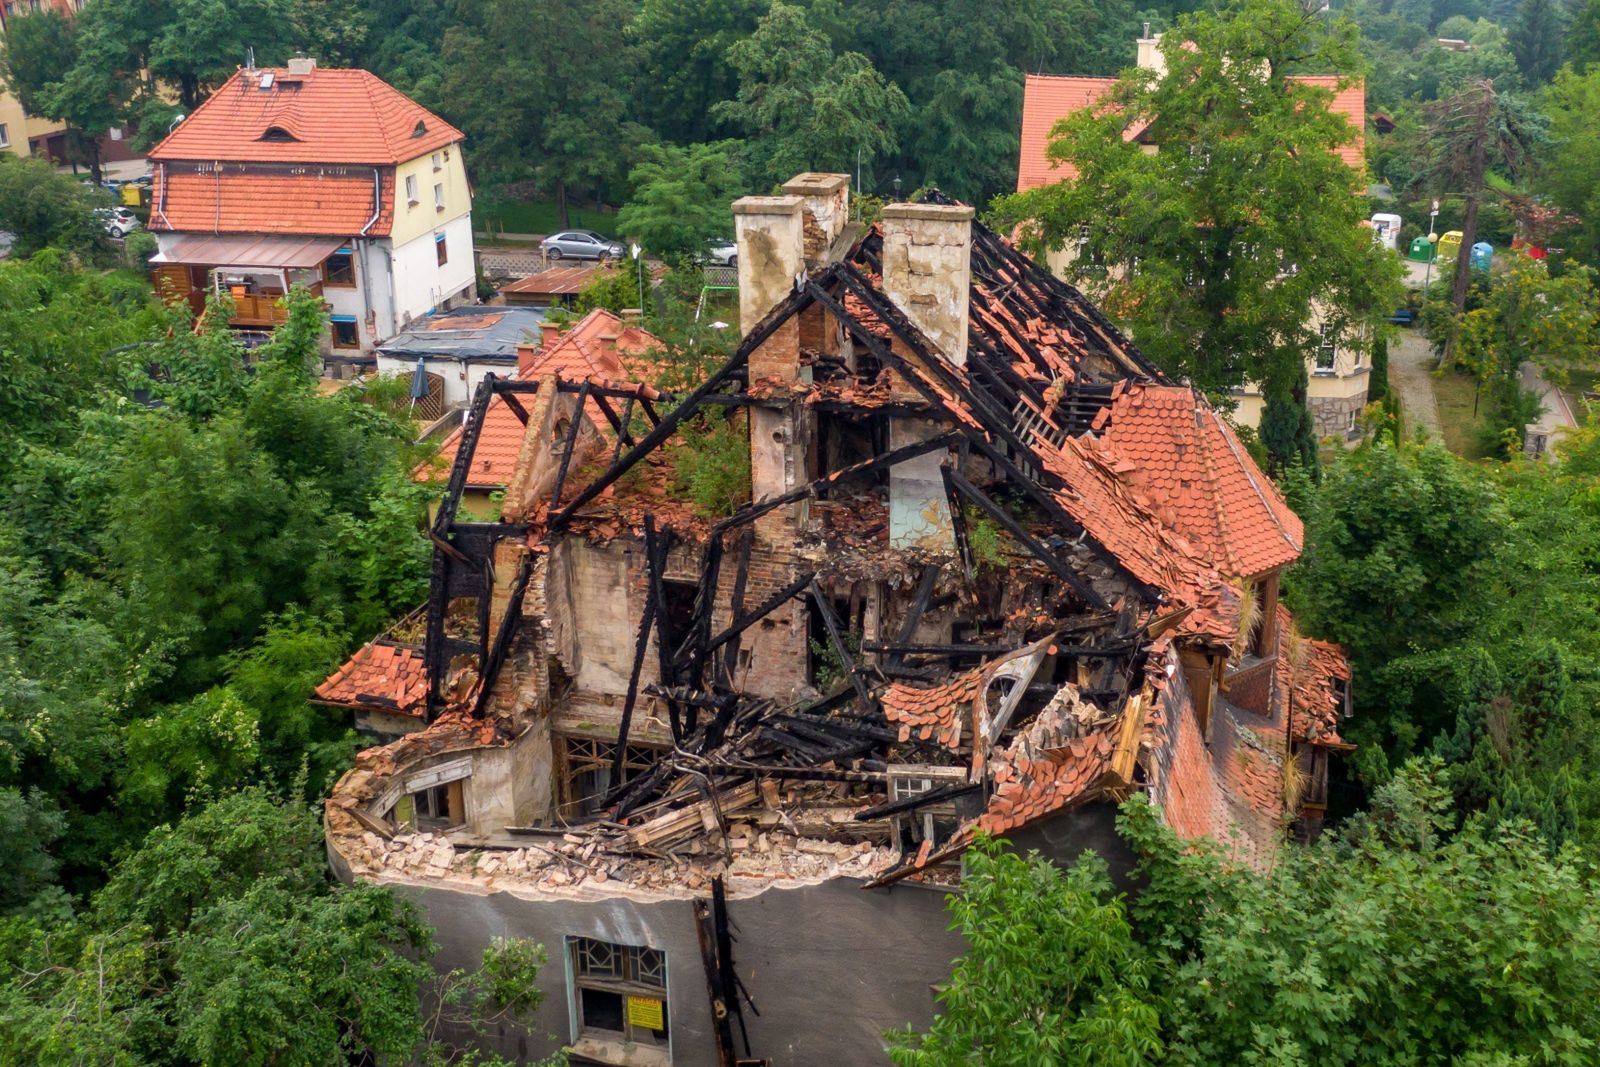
[
  {"xmin": 434, "ymin": 182, "xmax": 445, "ymax": 210},
  {"xmin": 568, "ymin": 937, "xmax": 670, "ymax": 1053},
  {"xmin": 0, "ymin": 123, "xmax": 8, "ymax": 147},
  {"xmin": 1315, "ymin": 323, "xmax": 1337, "ymax": 371},
  {"xmin": 431, "ymin": 151, "xmax": 442, "ymax": 171},
  {"xmin": 405, "ymin": 173, "xmax": 418, "ymax": 204}
]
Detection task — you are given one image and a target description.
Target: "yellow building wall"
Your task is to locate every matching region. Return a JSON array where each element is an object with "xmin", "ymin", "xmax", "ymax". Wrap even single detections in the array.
[
  {"xmin": 390, "ymin": 143, "xmax": 473, "ymax": 247},
  {"xmin": 0, "ymin": 91, "xmax": 28, "ymax": 155}
]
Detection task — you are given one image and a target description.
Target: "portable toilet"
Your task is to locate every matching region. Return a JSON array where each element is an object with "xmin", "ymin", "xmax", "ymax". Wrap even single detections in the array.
[
  {"xmin": 1470, "ymin": 241, "xmax": 1493, "ymax": 272},
  {"xmin": 1435, "ymin": 230, "xmax": 1464, "ymax": 264},
  {"xmin": 1408, "ymin": 234, "xmax": 1435, "ymax": 262},
  {"xmin": 1371, "ymin": 213, "xmax": 1402, "ymax": 250}
]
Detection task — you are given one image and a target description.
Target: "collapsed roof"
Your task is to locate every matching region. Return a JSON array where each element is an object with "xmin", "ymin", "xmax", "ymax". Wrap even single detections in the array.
[{"xmin": 324, "ymin": 182, "xmax": 1351, "ymax": 899}]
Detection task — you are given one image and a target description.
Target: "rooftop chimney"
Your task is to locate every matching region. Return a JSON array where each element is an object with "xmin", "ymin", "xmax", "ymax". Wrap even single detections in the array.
[
  {"xmin": 879, "ymin": 202, "xmax": 973, "ymax": 367},
  {"xmin": 732, "ymin": 195, "xmax": 806, "ymax": 382},
  {"xmin": 780, "ymin": 172, "xmax": 851, "ymax": 271},
  {"xmin": 286, "ymin": 55, "xmax": 317, "ymax": 76},
  {"xmin": 1136, "ymin": 31, "xmax": 1164, "ymax": 74}
]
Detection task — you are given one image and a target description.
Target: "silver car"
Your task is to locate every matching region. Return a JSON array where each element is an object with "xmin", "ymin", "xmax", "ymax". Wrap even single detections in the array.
[{"xmin": 540, "ymin": 229, "xmax": 625, "ymax": 262}]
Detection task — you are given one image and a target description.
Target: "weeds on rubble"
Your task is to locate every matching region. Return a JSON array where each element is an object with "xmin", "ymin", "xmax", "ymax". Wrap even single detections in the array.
[
  {"xmin": 964, "ymin": 507, "xmax": 1009, "ymax": 570},
  {"xmin": 1230, "ymin": 579, "xmax": 1261, "ymax": 661},
  {"xmin": 672, "ymin": 411, "xmax": 752, "ymax": 518},
  {"xmin": 810, "ymin": 629, "xmax": 862, "ymax": 693}
]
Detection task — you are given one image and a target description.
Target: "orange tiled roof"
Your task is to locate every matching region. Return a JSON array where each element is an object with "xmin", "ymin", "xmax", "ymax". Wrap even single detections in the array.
[
  {"xmin": 149, "ymin": 67, "xmax": 463, "ymax": 165},
  {"xmin": 422, "ymin": 397, "xmax": 528, "ymax": 489},
  {"xmin": 1098, "ymin": 383, "xmax": 1302, "ymax": 579},
  {"xmin": 150, "ymin": 167, "xmax": 395, "ymax": 236},
  {"xmin": 1276, "ymin": 605, "xmax": 1350, "ymax": 746},
  {"xmin": 882, "ymin": 668, "xmax": 984, "ymax": 751},
  {"xmin": 1017, "ymin": 72, "xmax": 1365, "ymax": 193},
  {"xmin": 314, "ymin": 640, "xmax": 427, "ymax": 717},
  {"xmin": 519, "ymin": 308, "xmax": 664, "ymax": 384}
]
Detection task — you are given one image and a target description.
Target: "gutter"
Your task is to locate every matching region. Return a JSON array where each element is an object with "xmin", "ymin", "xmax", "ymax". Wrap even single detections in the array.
[{"xmin": 153, "ymin": 162, "xmax": 173, "ymax": 231}]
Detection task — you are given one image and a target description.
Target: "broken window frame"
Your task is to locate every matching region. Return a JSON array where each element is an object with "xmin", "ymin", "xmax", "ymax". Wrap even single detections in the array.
[{"xmin": 566, "ymin": 936, "xmax": 671, "ymax": 1052}]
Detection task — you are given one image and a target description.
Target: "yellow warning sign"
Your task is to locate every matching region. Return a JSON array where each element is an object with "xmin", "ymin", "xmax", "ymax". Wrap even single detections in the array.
[{"xmin": 626, "ymin": 995, "xmax": 665, "ymax": 1031}]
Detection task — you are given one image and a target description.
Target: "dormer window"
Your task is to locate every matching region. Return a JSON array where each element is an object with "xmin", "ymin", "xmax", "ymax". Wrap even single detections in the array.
[
  {"xmin": 412, "ymin": 120, "xmax": 427, "ymax": 138},
  {"xmin": 259, "ymin": 126, "xmax": 298, "ymax": 142}
]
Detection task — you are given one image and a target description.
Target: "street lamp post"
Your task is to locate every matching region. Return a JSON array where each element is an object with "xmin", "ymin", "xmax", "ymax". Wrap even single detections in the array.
[
  {"xmin": 630, "ymin": 243, "xmax": 644, "ymax": 320},
  {"xmin": 1422, "ymin": 198, "xmax": 1440, "ymax": 294}
]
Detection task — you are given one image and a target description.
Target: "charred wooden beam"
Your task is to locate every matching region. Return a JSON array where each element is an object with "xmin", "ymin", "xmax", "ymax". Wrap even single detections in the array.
[
  {"xmin": 694, "ymin": 894, "xmax": 739, "ymax": 1067},
  {"xmin": 611, "ymin": 395, "xmax": 637, "ymax": 465},
  {"xmin": 472, "ymin": 553, "xmax": 534, "ymax": 716},
  {"xmin": 643, "ymin": 516, "xmax": 682, "ymax": 741},
  {"xmin": 686, "ymin": 761, "xmax": 889, "ymax": 784},
  {"xmin": 810, "ymin": 579, "xmax": 872, "ymax": 709},
  {"xmin": 432, "ymin": 376, "xmax": 498, "ymax": 537},
  {"xmin": 551, "ymin": 351, "xmax": 749, "ymax": 527},
  {"xmin": 497, "ymin": 390, "xmax": 531, "ymax": 425},
  {"xmin": 704, "ymin": 572, "xmax": 814, "ymax": 657},
  {"xmin": 947, "ymin": 467, "xmax": 1109, "ymax": 610},
  {"xmin": 862, "ymin": 640, "xmax": 1014, "ymax": 656},
  {"xmin": 853, "ymin": 781, "xmax": 982, "ymax": 821},
  {"xmin": 610, "ymin": 590, "xmax": 657, "ymax": 785},
  {"xmin": 547, "ymin": 381, "xmax": 592, "ymax": 511},
  {"xmin": 941, "ymin": 465, "xmax": 975, "ymax": 584},
  {"xmin": 710, "ymin": 431, "xmax": 960, "ymax": 536},
  {"xmin": 589, "ymin": 391, "xmax": 636, "ymax": 448},
  {"xmin": 719, "ymin": 527, "xmax": 754, "ymax": 689}
]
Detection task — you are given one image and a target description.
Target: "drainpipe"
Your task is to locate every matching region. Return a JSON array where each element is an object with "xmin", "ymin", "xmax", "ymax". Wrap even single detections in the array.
[
  {"xmin": 153, "ymin": 162, "xmax": 172, "ymax": 231},
  {"xmin": 354, "ymin": 168, "xmax": 384, "ymax": 345}
]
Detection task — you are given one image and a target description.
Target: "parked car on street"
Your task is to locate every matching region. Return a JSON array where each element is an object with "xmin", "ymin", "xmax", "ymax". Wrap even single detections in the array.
[
  {"xmin": 701, "ymin": 238, "xmax": 738, "ymax": 267},
  {"xmin": 1387, "ymin": 307, "xmax": 1417, "ymax": 327},
  {"xmin": 95, "ymin": 207, "xmax": 141, "ymax": 238},
  {"xmin": 540, "ymin": 230, "xmax": 625, "ymax": 262}
]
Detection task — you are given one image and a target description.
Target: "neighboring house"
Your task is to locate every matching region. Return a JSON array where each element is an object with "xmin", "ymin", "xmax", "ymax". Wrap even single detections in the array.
[
  {"xmin": 498, "ymin": 264, "xmax": 609, "ymax": 308},
  {"xmin": 375, "ymin": 305, "xmax": 548, "ymax": 417},
  {"xmin": 321, "ymin": 173, "xmax": 1352, "ymax": 1067},
  {"xmin": 146, "ymin": 58, "xmax": 476, "ymax": 358},
  {"xmin": 1016, "ymin": 32, "xmax": 1372, "ymax": 437}
]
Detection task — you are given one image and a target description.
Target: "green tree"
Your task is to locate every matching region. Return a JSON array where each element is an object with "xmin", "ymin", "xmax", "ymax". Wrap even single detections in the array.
[
  {"xmin": 1509, "ymin": 0, "xmax": 1564, "ymax": 83},
  {"xmin": 998, "ymin": 0, "xmax": 1403, "ymax": 469},
  {"xmin": 1536, "ymin": 64, "xmax": 1600, "ymax": 265},
  {"xmin": 0, "ymin": 155, "xmax": 109, "ymax": 258},
  {"xmin": 629, "ymin": 0, "xmax": 765, "ymax": 143},
  {"xmin": 0, "ymin": 788, "xmax": 562, "ymax": 1066},
  {"xmin": 616, "ymin": 141, "xmax": 745, "ymax": 258},
  {"xmin": 1570, "ymin": 0, "xmax": 1600, "ymax": 72},
  {"xmin": 898, "ymin": 769, "xmax": 1600, "ymax": 1065},
  {"xmin": 715, "ymin": 2, "xmax": 910, "ymax": 185},
  {"xmin": 1451, "ymin": 251, "xmax": 1599, "ymax": 452},
  {"xmin": 887, "ymin": 837, "xmax": 1162, "ymax": 1067},
  {"xmin": 439, "ymin": 0, "xmax": 639, "ymax": 226},
  {"xmin": 0, "ymin": 9, "xmax": 125, "ymax": 182}
]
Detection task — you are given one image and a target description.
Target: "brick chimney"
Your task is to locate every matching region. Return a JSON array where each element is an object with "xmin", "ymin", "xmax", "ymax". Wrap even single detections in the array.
[
  {"xmin": 519, "ymin": 319, "xmax": 565, "ymax": 376},
  {"xmin": 780, "ymin": 172, "xmax": 850, "ymax": 271},
  {"xmin": 879, "ymin": 202, "xmax": 973, "ymax": 552},
  {"xmin": 879, "ymin": 202, "xmax": 973, "ymax": 367}
]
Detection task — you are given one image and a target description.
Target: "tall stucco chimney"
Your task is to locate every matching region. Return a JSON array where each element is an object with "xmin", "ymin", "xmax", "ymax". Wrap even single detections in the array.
[
  {"xmin": 780, "ymin": 172, "xmax": 850, "ymax": 271},
  {"xmin": 286, "ymin": 55, "xmax": 317, "ymax": 76},
  {"xmin": 732, "ymin": 195, "xmax": 806, "ymax": 382},
  {"xmin": 879, "ymin": 202, "xmax": 973, "ymax": 367},
  {"xmin": 878, "ymin": 202, "xmax": 973, "ymax": 553}
]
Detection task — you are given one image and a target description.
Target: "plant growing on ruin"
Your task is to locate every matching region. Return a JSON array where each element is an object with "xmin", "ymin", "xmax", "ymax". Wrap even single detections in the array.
[{"xmin": 672, "ymin": 412, "xmax": 752, "ymax": 518}]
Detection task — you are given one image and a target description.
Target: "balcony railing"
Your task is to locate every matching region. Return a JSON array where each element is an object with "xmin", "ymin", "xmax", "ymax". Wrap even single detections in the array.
[{"xmin": 225, "ymin": 282, "xmax": 324, "ymax": 327}]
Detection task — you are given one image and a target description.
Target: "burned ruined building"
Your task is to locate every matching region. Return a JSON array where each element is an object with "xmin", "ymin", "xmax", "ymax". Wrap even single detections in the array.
[{"xmin": 320, "ymin": 173, "xmax": 1353, "ymax": 1067}]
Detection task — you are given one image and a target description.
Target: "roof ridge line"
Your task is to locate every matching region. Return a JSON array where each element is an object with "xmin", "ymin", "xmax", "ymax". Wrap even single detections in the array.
[{"xmin": 1208, "ymin": 404, "xmax": 1298, "ymax": 553}]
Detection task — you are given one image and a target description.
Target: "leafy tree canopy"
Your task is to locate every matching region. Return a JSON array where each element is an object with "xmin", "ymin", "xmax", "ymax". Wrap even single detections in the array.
[{"xmin": 997, "ymin": 0, "xmax": 1403, "ymax": 463}]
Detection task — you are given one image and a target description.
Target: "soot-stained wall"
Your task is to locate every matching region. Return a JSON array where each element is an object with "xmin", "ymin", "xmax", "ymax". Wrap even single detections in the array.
[{"xmin": 395, "ymin": 877, "xmax": 963, "ymax": 1067}]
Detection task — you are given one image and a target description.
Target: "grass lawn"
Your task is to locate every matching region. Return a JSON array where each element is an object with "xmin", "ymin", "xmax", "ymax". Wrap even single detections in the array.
[
  {"xmin": 475, "ymin": 190, "xmax": 618, "ymax": 238},
  {"xmin": 1432, "ymin": 366, "xmax": 1493, "ymax": 460}
]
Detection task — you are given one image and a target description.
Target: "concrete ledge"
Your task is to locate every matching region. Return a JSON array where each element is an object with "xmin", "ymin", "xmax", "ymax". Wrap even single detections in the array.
[
  {"xmin": 731, "ymin": 195, "xmax": 805, "ymax": 216},
  {"xmin": 882, "ymin": 202, "xmax": 975, "ymax": 222},
  {"xmin": 781, "ymin": 172, "xmax": 850, "ymax": 196}
]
